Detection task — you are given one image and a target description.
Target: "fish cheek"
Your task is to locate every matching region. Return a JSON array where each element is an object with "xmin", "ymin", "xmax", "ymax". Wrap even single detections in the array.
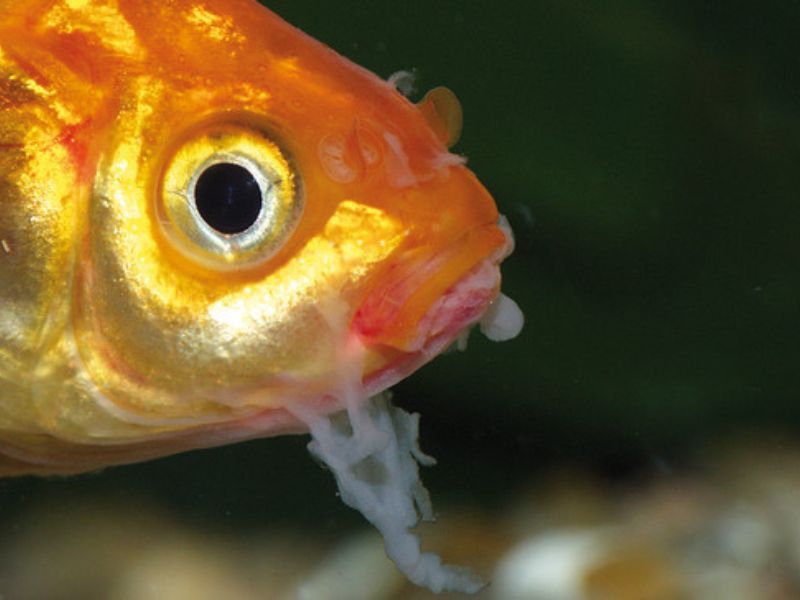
[
  {"xmin": 72, "ymin": 203, "xmax": 410, "ymax": 422},
  {"xmin": 73, "ymin": 179, "xmax": 382, "ymax": 419},
  {"xmin": 0, "ymin": 122, "xmax": 80, "ymax": 370},
  {"xmin": 73, "ymin": 184, "xmax": 341, "ymax": 420},
  {"xmin": 68, "ymin": 117, "xmax": 316, "ymax": 418}
]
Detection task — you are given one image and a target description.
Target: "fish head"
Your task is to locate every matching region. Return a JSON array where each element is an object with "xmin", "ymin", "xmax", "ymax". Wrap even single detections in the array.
[{"xmin": 62, "ymin": 0, "xmax": 517, "ymax": 428}]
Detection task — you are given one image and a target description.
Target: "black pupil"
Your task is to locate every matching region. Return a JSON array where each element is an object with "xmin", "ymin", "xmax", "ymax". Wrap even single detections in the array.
[{"xmin": 194, "ymin": 163, "xmax": 262, "ymax": 234}]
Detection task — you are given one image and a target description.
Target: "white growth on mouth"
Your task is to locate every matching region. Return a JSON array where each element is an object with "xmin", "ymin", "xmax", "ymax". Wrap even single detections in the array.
[
  {"xmin": 287, "ymin": 390, "xmax": 483, "ymax": 594},
  {"xmin": 479, "ymin": 214, "xmax": 524, "ymax": 342},
  {"xmin": 286, "ymin": 254, "xmax": 524, "ymax": 593},
  {"xmin": 479, "ymin": 292, "xmax": 524, "ymax": 342}
]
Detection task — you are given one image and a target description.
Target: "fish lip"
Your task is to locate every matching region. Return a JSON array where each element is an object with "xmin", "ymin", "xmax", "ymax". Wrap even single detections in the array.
[
  {"xmin": 399, "ymin": 215, "xmax": 515, "ymax": 353},
  {"xmin": 351, "ymin": 213, "xmax": 511, "ymax": 346},
  {"xmin": 390, "ymin": 256, "xmax": 500, "ymax": 353},
  {"xmin": 359, "ymin": 247, "xmax": 507, "ymax": 396}
]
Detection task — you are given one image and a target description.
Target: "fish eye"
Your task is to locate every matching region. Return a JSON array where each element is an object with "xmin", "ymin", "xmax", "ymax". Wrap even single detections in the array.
[
  {"xmin": 159, "ymin": 123, "xmax": 302, "ymax": 269},
  {"xmin": 194, "ymin": 162, "xmax": 263, "ymax": 235}
]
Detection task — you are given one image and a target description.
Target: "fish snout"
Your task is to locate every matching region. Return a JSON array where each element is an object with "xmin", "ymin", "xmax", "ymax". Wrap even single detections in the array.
[{"xmin": 352, "ymin": 169, "xmax": 513, "ymax": 356}]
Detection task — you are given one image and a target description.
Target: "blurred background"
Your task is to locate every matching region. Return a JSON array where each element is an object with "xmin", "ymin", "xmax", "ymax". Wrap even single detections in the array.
[{"xmin": 2, "ymin": 1, "xmax": 799, "ymax": 598}]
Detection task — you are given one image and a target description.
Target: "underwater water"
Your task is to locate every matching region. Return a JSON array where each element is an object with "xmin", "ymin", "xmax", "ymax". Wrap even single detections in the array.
[{"xmin": 2, "ymin": 1, "xmax": 800, "ymax": 597}]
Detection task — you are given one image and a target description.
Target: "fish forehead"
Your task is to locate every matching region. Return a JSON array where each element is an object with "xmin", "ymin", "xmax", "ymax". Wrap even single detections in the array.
[
  {"xmin": 0, "ymin": 0, "xmax": 442, "ymax": 181},
  {"xmin": 1, "ymin": 0, "xmax": 386, "ymax": 95},
  {"xmin": 1, "ymin": 1, "xmax": 280, "ymax": 78}
]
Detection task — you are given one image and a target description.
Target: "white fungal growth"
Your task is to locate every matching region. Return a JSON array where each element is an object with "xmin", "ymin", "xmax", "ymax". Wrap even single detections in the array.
[
  {"xmin": 387, "ymin": 70, "xmax": 417, "ymax": 97},
  {"xmin": 287, "ymin": 391, "xmax": 483, "ymax": 594},
  {"xmin": 286, "ymin": 269, "xmax": 521, "ymax": 593},
  {"xmin": 455, "ymin": 328, "xmax": 471, "ymax": 352},
  {"xmin": 479, "ymin": 293, "xmax": 524, "ymax": 342},
  {"xmin": 496, "ymin": 214, "xmax": 516, "ymax": 260}
]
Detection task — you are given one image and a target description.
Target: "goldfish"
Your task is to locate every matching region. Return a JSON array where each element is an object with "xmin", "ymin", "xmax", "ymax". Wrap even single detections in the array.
[{"xmin": 0, "ymin": 0, "xmax": 523, "ymax": 592}]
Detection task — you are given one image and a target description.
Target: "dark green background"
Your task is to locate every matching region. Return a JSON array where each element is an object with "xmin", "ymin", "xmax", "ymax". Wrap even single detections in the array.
[{"xmin": 2, "ymin": 0, "xmax": 799, "ymax": 529}]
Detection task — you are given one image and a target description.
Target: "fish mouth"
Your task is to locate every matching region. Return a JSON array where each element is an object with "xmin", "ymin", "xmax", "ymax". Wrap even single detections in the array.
[{"xmin": 357, "ymin": 217, "xmax": 516, "ymax": 395}]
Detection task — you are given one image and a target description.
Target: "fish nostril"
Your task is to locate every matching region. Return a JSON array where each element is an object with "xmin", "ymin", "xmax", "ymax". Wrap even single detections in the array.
[{"xmin": 194, "ymin": 162, "xmax": 263, "ymax": 234}]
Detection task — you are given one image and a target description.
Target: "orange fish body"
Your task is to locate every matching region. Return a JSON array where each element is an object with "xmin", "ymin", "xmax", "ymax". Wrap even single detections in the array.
[{"xmin": 0, "ymin": 1, "xmax": 522, "ymax": 591}]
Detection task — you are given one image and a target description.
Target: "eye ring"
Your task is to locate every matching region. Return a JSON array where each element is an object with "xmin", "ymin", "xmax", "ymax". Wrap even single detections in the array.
[{"xmin": 159, "ymin": 123, "xmax": 302, "ymax": 270}]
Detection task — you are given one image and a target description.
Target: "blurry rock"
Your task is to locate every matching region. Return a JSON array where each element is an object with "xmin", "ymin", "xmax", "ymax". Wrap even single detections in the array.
[
  {"xmin": 505, "ymin": 470, "xmax": 614, "ymax": 535},
  {"xmin": 0, "ymin": 495, "xmax": 171, "ymax": 600},
  {"xmin": 110, "ymin": 534, "xmax": 257, "ymax": 600},
  {"xmin": 705, "ymin": 434, "xmax": 800, "ymax": 574},
  {"xmin": 416, "ymin": 511, "xmax": 511, "ymax": 574},
  {"xmin": 242, "ymin": 534, "xmax": 326, "ymax": 598},
  {"xmin": 291, "ymin": 531, "xmax": 404, "ymax": 600},
  {"xmin": 621, "ymin": 477, "xmax": 720, "ymax": 544},
  {"xmin": 582, "ymin": 544, "xmax": 683, "ymax": 600},
  {"xmin": 400, "ymin": 512, "xmax": 513, "ymax": 600},
  {"xmin": 7, "ymin": 433, "xmax": 800, "ymax": 599},
  {"xmin": 491, "ymin": 528, "xmax": 612, "ymax": 600},
  {"xmin": 0, "ymin": 495, "xmax": 323, "ymax": 600}
]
